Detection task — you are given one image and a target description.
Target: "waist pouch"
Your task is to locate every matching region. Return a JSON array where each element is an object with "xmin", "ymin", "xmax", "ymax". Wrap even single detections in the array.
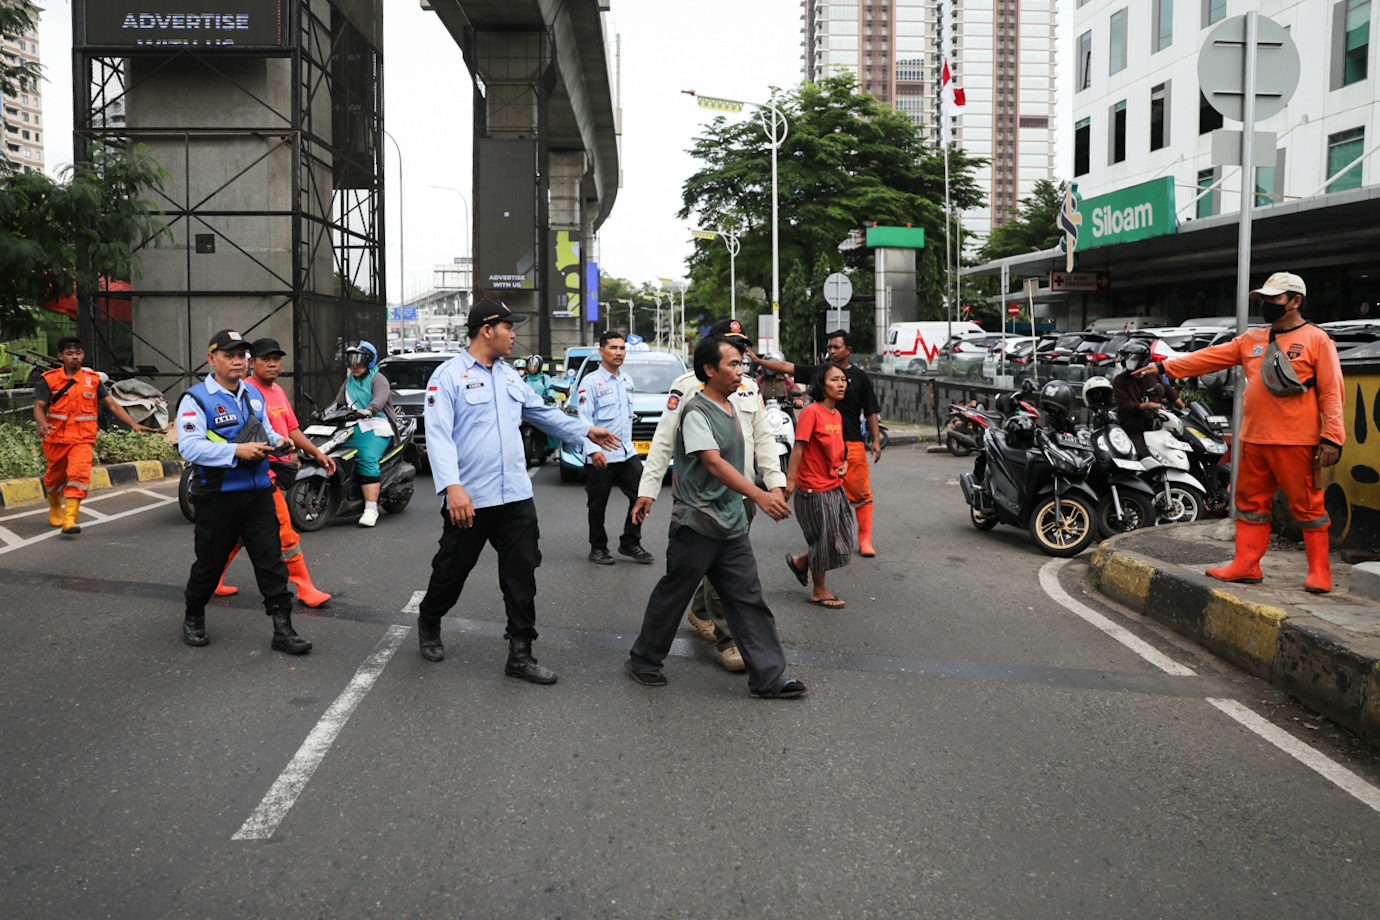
[{"xmin": 1260, "ymin": 329, "xmax": 1315, "ymax": 397}]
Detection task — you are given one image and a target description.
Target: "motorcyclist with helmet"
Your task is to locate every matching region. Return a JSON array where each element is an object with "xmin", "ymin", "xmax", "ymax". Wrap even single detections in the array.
[
  {"xmin": 1113, "ymin": 340, "xmax": 1186, "ymax": 457},
  {"xmin": 332, "ymin": 341, "xmax": 399, "ymax": 527},
  {"xmin": 520, "ymin": 354, "xmax": 560, "ymax": 463}
]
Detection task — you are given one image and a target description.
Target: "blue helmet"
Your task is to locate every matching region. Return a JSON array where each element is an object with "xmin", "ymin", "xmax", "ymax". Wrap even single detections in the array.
[{"xmin": 346, "ymin": 340, "xmax": 378, "ymax": 369}]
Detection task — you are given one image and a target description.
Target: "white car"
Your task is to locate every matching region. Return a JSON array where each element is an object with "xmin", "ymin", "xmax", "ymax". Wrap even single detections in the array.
[{"xmin": 981, "ymin": 336, "xmax": 1035, "ymax": 378}]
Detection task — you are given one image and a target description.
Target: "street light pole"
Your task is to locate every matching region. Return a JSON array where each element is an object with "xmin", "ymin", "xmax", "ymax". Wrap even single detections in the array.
[
  {"xmin": 617, "ymin": 298, "xmax": 635, "ymax": 336},
  {"xmin": 643, "ymin": 294, "xmax": 664, "ymax": 349},
  {"xmin": 382, "ymin": 129, "xmax": 405, "ymax": 306},
  {"xmin": 690, "ymin": 224, "xmax": 740, "ymax": 319},
  {"xmin": 683, "ymin": 89, "xmax": 787, "ymax": 341}
]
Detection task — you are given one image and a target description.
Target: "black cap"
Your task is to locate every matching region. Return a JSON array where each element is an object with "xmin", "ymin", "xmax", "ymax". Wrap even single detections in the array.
[
  {"xmin": 707, "ymin": 318, "xmax": 749, "ymax": 340},
  {"xmin": 466, "ymin": 299, "xmax": 527, "ymax": 335},
  {"xmin": 208, "ymin": 329, "xmax": 248, "ymax": 353},
  {"xmin": 250, "ymin": 337, "xmax": 286, "ymax": 358}
]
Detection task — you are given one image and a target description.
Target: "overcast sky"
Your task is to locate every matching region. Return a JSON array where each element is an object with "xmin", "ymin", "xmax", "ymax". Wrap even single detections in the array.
[{"xmin": 37, "ymin": 0, "xmax": 1070, "ymax": 305}]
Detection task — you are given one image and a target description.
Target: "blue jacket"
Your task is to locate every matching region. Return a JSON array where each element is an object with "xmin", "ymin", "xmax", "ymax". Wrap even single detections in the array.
[{"xmin": 178, "ymin": 375, "xmax": 281, "ymax": 493}]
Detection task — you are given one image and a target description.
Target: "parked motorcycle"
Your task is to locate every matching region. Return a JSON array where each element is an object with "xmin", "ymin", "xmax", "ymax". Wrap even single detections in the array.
[
  {"xmin": 1080, "ymin": 377, "xmax": 1157, "ymax": 538},
  {"xmin": 1175, "ymin": 401, "xmax": 1233, "ymax": 516},
  {"xmin": 764, "ymin": 396, "xmax": 796, "ymax": 464},
  {"xmin": 288, "ymin": 405, "xmax": 417, "ymax": 532},
  {"xmin": 1141, "ymin": 408, "xmax": 1209, "ymax": 524},
  {"xmin": 943, "ymin": 385, "xmax": 1041, "ymax": 457},
  {"xmin": 959, "ymin": 414, "xmax": 1100, "ymax": 557}
]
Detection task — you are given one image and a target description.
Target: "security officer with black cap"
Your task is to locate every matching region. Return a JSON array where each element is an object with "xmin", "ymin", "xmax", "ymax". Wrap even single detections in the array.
[
  {"xmin": 177, "ymin": 329, "xmax": 312, "ymax": 654},
  {"xmin": 415, "ymin": 300, "xmax": 623, "ymax": 680}
]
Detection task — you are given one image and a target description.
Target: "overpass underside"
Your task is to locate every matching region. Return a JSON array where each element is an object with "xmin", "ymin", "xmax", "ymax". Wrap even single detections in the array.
[{"xmin": 424, "ymin": 0, "xmax": 620, "ymax": 357}]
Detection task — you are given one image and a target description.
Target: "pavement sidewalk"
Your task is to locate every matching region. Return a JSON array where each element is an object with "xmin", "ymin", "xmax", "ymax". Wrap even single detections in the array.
[
  {"xmin": 1090, "ymin": 521, "xmax": 1380, "ymax": 748},
  {"xmin": 0, "ymin": 459, "xmax": 183, "ymax": 510}
]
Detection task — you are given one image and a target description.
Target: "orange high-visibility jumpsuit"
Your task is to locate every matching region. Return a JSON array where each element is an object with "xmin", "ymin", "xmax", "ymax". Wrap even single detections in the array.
[
  {"xmin": 38, "ymin": 366, "xmax": 103, "ymax": 500},
  {"xmin": 1165, "ymin": 323, "xmax": 1345, "ymax": 529}
]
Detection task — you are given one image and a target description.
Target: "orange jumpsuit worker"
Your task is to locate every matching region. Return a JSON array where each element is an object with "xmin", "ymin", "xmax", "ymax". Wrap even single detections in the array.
[
  {"xmin": 214, "ymin": 337, "xmax": 336, "ymax": 607},
  {"xmin": 1136, "ymin": 272, "xmax": 1344, "ymax": 593},
  {"xmin": 32, "ymin": 336, "xmax": 156, "ymax": 534}
]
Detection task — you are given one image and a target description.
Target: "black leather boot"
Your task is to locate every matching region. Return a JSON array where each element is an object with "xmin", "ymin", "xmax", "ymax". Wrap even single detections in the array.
[
  {"xmin": 270, "ymin": 609, "xmax": 312, "ymax": 655},
  {"xmin": 182, "ymin": 615, "xmax": 208, "ymax": 647},
  {"xmin": 505, "ymin": 638, "xmax": 557, "ymax": 684},
  {"xmin": 418, "ymin": 615, "xmax": 444, "ymax": 662}
]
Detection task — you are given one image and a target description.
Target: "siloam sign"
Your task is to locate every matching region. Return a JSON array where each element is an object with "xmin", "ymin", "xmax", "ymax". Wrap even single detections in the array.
[
  {"xmin": 83, "ymin": 1, "xmax": 287, "ymax": 49},
  {"xmin": 1077, "ymin": 177, "xmax": 1178, "ymax": 251}
]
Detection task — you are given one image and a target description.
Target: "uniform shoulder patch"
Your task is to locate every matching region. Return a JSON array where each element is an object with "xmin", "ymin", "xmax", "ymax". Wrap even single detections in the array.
[{"xmin": 666, "ymin": 394, "xmax": 680, "ymax": 411}]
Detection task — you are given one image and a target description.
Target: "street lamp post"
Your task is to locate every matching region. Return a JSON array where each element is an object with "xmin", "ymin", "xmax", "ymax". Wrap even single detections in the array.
[
  {"xmin": 683, "ymin": 89, "xmax": 788, "ymax": 344},
  {"xmin": 426, "ymin": 185, "xmax": 472, "ymax": 274},
  {"xmin": 382, "ymin": 128, "xmax": 404, "ymax": 306},
  {"xmin": 616, "ymin": 298, "xmax": 636, "ymax": 336},
  {"xmin": 642, "ymin": 294, "xmax": 665, "ymax": 349},
  {"xmin": 691, "ymin": 225, "xmax": 740, "ymax": 319}
]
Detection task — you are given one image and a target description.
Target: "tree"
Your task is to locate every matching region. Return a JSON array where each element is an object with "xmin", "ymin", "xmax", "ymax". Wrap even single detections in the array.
[
  {"xmin": 678, "ymin": 73, "xmax": 985, "ymax": 339},
  {"xmin": 0, "ymin": 144, "xmax": 171, "ymax": 338},
  {"xmin": 976, "ymin": 179, "xmax": 1066, "ymax": 267}
]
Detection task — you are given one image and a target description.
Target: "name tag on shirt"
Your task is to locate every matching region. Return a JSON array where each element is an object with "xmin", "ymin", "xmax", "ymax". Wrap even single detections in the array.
[
  {"xmin": 213, "ymin": 413, "xmax": 237, "ymax": 426},
  {"xmin": 467, "ymin": 381, "xmax": 485, "ymax": 390}
]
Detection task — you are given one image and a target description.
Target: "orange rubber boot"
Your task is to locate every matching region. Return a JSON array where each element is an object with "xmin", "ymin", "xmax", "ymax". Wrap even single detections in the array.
[
  {"xmin": 1205, "ymin": 519, "xmax": 1270, "ymax": 584},
  {"xmin": 286, "ymin": 554, "xmax": 332, "ymax": 607},
  {"xmin": 215, "ymin": 545, "xmax": 240, "ymax": 596},
  {"xmin": 47, "ymin": 492, "xmax": 65, "ymax": 527},
  {"xmin": 856, "ymin": 502, "xmax": 876, "ymax": 558},
  {"xmin": 1303, "ymin": 528, "xmax": 1332, "ymax": 595}
]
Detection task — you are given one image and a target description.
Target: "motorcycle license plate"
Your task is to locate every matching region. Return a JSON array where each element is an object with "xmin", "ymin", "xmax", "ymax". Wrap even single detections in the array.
[
  {"xmin": 304, "ymin": 425, "xmax": 334, "ymax": 436},
  {"xmin": 1113, "ymin": 458, "xmax": 1144, "ymax": 471},
  {"xmin": 634, "ymin": 440, "xmax": 652, "ymax": 455}
]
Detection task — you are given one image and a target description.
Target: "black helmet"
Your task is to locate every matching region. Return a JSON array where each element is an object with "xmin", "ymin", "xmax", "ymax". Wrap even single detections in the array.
[
  {"xmin": 1005, "ymin": 414, "xmax": 1036, "ymax": 449},
  {"xmin": 1020, "ymin": 377, "xmax": 1039, "ymax": 396},
  {"xmin": 1039, "ymin": 380, "xmax": 1075, "ymax": 420},
  {"xmin": 1118, "ymin": 339, "xmax": 1152, "ymax": 371},
  {"xmin": 995, "ymin": 392, "xmax": 1016, "ymax": 416}
]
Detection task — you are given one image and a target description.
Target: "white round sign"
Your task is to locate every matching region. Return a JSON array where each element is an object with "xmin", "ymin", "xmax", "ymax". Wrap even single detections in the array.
[{"xmin": 823, "ymin": 272, "xmax": 853, "ymax": 309}]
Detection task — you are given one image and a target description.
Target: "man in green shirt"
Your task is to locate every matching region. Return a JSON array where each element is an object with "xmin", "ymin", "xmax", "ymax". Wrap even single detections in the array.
[{"xmin": 625, "ymin": 335, "xmax": 808, "ymax": 699}]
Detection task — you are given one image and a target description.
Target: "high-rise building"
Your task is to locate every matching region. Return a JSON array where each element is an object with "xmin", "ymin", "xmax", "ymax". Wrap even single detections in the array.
[
  {"xmin": 1071, "ymin": 0, "xmax": 1377, "ymax": 218},
  {"xmin": 802, "ymin": 1, "xmax": 1057, "ymax": 235},
  {"xmin": 1, "ymin": 17, "xmax": 44, "ymax": 174}
]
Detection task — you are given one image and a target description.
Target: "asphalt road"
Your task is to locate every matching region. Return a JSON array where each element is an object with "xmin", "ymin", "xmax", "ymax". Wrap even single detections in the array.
[{"xmin": 3, "ymin": 448, "xmax": 1379, "ymax": 919}]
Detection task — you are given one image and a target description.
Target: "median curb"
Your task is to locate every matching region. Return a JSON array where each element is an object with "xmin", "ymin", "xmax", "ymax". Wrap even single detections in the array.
[
  {"xmin": 1089, "ymin": 529, "xmax": 1380, "ymax": 748},
  {"xmin": 0, "ymin": 459, "xmax": 184, "ymax": 510}
]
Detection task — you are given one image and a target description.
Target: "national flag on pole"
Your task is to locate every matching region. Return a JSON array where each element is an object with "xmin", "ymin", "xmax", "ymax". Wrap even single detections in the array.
[{"xmin": 941, "ymin": 61, "xmax": 966, "ymax": 118}]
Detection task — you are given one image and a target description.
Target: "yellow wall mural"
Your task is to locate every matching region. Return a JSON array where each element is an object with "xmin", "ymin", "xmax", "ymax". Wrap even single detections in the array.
[{"xmin": 1323, "ymin": 348, "xmax": 1380, "ymax": 552}]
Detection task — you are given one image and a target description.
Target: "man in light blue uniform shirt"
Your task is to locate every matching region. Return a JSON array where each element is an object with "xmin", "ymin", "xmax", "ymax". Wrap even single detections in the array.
[
  {"xmin": 416, "ymin": 300, "xmax": 622, "ymax": 683},
  {"xmin": 577, "ymin": 331, "xmax": 654, "ymax": 566}
]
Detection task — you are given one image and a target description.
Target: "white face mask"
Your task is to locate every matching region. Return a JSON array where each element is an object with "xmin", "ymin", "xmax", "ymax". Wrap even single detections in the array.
[{"xmin": 1124, "ymin": 357, "xmax": 1142, "ymax": 372}]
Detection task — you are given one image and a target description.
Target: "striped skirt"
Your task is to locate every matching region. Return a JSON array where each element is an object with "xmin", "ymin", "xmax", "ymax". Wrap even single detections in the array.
[{"xmin": 794, "ymin": 486, "xmax": 854, "ymax": 574}]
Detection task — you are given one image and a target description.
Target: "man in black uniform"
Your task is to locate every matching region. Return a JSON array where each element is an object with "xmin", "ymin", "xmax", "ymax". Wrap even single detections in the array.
[
  {"xmin": 177, "ymin": 329, "xmax": 311, "ymax": 654},
  {"xmin": 751, "ymin": 330, "xmax": 883, "ymax": 556}
]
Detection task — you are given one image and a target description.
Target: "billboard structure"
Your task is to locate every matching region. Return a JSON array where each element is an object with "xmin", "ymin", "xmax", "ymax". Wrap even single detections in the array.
[
  {"xmin": 475, "ymin": 139, "xmax": 537, "ymax": 291},
  {"xmin": 71, "ymin": 0, "xmax": 385, "ymax": 411}
]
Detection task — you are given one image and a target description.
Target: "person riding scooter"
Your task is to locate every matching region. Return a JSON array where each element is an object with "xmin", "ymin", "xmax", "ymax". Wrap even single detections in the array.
[
  {"xmin": 1113, "ymin": 340, "xmax": 1180, "ymax": 458},
  {"xmin": 332, "ymin": 342, "xmax": 399, "ymax": 527},
  {"xmin": 520, "ymin": 354, "xmax": 560, "ymax": 465}
]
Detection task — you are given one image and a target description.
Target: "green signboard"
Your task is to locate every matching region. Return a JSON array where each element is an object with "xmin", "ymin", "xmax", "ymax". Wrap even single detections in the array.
[
  {"xmin": 865, "ymin": 225, "xmax": 925, "ymax": 249},
  {"xmin": 1078, "ymin": 177, "xmax": 1177, "ymax": 251}
]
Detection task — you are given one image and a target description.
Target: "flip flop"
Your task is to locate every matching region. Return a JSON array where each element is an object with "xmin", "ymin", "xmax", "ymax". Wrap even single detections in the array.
[
  {"xmin": 784, "ymin": 552, "xmax": 808, "ymax": 586},
  {"xmin": 809, "ymin": 596, "xmax": 846, "ymax": 609}
]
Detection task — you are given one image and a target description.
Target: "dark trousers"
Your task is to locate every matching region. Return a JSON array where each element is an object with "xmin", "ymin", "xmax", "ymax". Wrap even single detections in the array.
[
  {"xmin": 586, "ymin": 456, "xmax": 644, "ymax": 550},
  {"xmin": 185, "ymin": 489, "xmax": 292, "ymax": 616},
  {"xmin": 417, "ymin": 498, "xmax": 542, "ymax": 641},
  {"xmin": 629, "ymin": 523, "xmax": 787, "ymax": 695}
]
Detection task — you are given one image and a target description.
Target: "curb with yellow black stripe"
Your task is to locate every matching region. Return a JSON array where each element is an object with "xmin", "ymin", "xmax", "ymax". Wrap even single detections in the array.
[
  {"xmin": 1090, "ymin": 537, "xmax": 1380, "ymax": 749},
  {"xmin": 0, "ymin": 460, "xmax": 184, "ymax": 510}
]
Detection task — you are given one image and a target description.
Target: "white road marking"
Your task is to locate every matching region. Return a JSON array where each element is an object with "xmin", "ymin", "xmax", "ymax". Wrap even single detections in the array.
[
  {"xmin": 0, "ymin": 483, "xmax": 176, "ymax": 524},
  {"xmin": 233, "ymin": 624, "xmax": 410, "ymax": 841},
  {"xmin": 402, "ymin": 589, "xmax": 424, "ymax": 614},
  {"xmin": 1043, "ymin": 560, "xmax": 1380, "ymax": 814},
  {"xmin": 1040, "ymin": 559, "xmax": 1197, "ymax": 676},
  {"xmin": 1207, "ymin": 698, "xmax": 1380, "ymax": 815},
  {"xmin": 78, "ymin": 505, "xmax": 111, "ymax": 521},
  {"xmin": 0, "ymin": 495, "xmax": 178, "ymax": 556},
  {"xmin": 0, "ymin": 525, "xmax": 22, "ymax": 547}
]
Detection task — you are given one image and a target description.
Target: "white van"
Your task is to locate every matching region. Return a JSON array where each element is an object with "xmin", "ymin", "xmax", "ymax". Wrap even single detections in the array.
[
  {"xmin": 881, "ymin": 321, "xmax": 985, "ymax": 375},
  {"xmin": 1084, "ymin": 315, "xmax": 1170, "ymax": 334}
]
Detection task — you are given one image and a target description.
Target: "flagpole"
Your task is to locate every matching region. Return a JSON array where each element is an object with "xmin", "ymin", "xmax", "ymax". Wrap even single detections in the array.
[{"xmin": 944, "ymin": 121, "xmax": 952, "ymax": 348}]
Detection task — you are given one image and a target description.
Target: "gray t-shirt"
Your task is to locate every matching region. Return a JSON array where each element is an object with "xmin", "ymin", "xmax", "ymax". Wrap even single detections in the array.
[{"xmin": 672, "ymin": 392, "xmax": 747, "ymax": 540}]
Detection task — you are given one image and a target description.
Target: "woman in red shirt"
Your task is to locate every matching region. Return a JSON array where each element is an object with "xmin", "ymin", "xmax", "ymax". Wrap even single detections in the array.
[{"xmin": 784, "ymin": 364, "xmax": 853, "ymax": 607}]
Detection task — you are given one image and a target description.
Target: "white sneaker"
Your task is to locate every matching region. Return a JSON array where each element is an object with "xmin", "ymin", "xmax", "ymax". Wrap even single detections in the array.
[{"xmin": 359, "ymin": 507, "xmax": 379, "ymax": 527}]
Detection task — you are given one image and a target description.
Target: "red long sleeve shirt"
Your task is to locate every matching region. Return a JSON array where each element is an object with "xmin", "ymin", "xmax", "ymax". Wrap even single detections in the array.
[{"xmin": 1163, "ymin": 324, "xmax": 1345, "ymax": 447}]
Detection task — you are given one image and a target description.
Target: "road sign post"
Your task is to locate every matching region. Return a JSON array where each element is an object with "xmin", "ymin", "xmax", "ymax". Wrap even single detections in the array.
[{"xmin": 1198, "ymin": 12, "xmax": 1299, "ymax": 519}]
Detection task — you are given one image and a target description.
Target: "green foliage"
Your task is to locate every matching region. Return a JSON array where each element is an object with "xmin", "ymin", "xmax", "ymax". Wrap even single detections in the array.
[
  {"xmin": 94, "ymin": 428, "xmax": 180, "ymax": 464},
  {"xmin": 0, "ymin": 418, "xmax": 177, "ymax": 480},
  {"xmin": 678, "ymin": 74, "xmax": 986, "ymax": 340},
  {"xmin": 0, "ymin": 142, "xmax": 171, "ymax": 338},
  {"xmin": 977, "ymin": 179, "xmax": 1067, "ymax": 265},
  {"xmin": 0, "ymin": 417, "xmax": 43, "ymax": 479}
]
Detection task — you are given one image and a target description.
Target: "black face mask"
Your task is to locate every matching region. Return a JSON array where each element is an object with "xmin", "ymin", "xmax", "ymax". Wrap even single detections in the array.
[{"xmin": 1261, "ymin": 297, "xmax": 1294, "ymax": 324}]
